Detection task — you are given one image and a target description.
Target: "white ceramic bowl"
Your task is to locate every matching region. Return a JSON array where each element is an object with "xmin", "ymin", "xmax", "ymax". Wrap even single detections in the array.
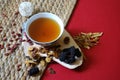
[{"xmin": 25, "ymin": 12, "xmax": 64, "ymax": 46}]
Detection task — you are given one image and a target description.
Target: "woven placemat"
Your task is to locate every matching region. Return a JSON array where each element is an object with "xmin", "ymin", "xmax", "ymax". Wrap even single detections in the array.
[{"xmin": 0, "ymin": 0, "xmax": 77, "ymax": 80}]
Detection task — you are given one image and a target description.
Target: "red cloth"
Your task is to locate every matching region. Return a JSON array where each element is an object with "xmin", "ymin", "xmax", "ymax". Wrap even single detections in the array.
[{"xmin": 42, "ymin": 0, "xmax": 120, "ymax": 80}]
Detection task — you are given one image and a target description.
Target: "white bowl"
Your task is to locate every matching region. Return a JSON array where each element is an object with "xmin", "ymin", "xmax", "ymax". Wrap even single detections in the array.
[{"xmin": 25, "ymin": 12, "xmax": 64, "ymax": 46}]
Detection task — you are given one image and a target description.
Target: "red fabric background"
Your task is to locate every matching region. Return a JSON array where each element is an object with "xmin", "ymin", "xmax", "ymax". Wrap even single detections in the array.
[{"xmin": 42, "ymin": 0, "xmax": 120, "ymax": 80}]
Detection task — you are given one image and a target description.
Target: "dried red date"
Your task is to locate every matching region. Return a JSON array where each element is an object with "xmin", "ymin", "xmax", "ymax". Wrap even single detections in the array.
[
  {"xmin": 7, "ymin": 47, "xmax": 11, "ymax": 50},
  {"xmin": 15, "ymin": 11, "xmax": 19, "ymax": 15},
  {"xmin": 15, "ymin": 38, "xmax": 19, "ymax": 41},
  {"xmin": 16, "ymin": 43, "xmax": 20, "ymax": 45},
  {"xmin": 17, "ymin": 68, "xmax": 21, "ymax": 71},
  {"xmin": 3, "ymin": 37, "xmax": 7, "ymax": 41},
  {"xmin": 64, "ymin": 36, "xmax": 70, "ymax": 44},
  {"xmin": 19, "ymin": 38, "xmax": 22, "ymax": 42},
  {"xmin": 7, "ymin": 44, "xmax": 10, "ymax": 47},
  {"xmin": 0, "ymin": 44, "xmax": 4, "ymax": 49},
  {"xmin": 16, "ymin": 33, "xmax": 21, "ymax": 37},
  {"xmin": 27, "ymin": 39, "xmax": 33, "ymax": 45},
  {"xmin": 5, "ymin": 53, "xmax": 10, "ymax": 56},
  {"xmin": 0, "ymin": 29, "xmax": 2, "ymax": 32},
  {"xmin": 12, "ymin": 35, "xmax": 16, "ymax": 38},
  {"xmin": 0, "ymin": 44, "xmax": 1, "ymax": 49},
  {"xmin": 17, "ymin": 63, "xmax": 22, "ymax": 71},
  {"xmin": 10, "ymin": 39, "xmax": 13, "ymax": 42},
  {"xmin": 12, "ymin": 23, "xmax": 16, "ymax": 26},
  {"xmin": 11, "ymin": 31, "xmax": 15, "ymax": 34},
  {"xmin": 10, "ymin": 49, "xmax": 14, "ymax": 53},
  {"xmin": 12, "ymin": 44, "xmax": 18, "ymax": 49},
  {"xmin": 17, "ymin": 64, "xmax": 22, "ymax": 68},
  {"xmin": 10, "ymin": 44, "xmax": 18, "ymax": 53},
  {"xmin": 22, "ymin": 39, "xmax": 26, "ymax": 42},
  {"xmin": 0, "ymin": 26, "xmax": 2, "ymax": 29},
  {"xmin": 0, "ymin": 26, "xmax": 3, "ymax": 33},
  {"xmin": 2, "ymin": 13, "xmax": 7, "ymax": 18}
]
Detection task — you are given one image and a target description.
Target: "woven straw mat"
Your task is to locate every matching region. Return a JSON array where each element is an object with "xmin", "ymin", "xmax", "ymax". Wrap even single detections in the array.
[{"xmin": 0, "ymin": 0, "xmax": 77, "ymax": 80}]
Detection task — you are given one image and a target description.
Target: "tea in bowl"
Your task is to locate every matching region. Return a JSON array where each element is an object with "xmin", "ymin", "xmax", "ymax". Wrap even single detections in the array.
[{"xmin": 25, "ymin": 12, "xmax": 64, "ymax": 46}]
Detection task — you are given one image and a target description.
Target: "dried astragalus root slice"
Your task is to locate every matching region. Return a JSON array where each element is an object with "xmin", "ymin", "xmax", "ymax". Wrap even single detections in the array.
[
  {"xmin": 73, "ymin": 32, "xmax": 103, "ymax": 49},
  {"xmin": 32, "ymin": 53, "xmax": 40, "ymax": 60},
  {"xmin": 19, "ymin": 2, "xmax": 33, "ymax": 17},
  {"xmin": 28, "ymin": 46, "xmax": 40, "ymax": 60},
  {"xmin": 40, "ymin": 60, "xmax": 46, "ymax": 67},
  {"xmin": 25, "ymin": 60, "xmax": 37, "ymax": 67},
  {"xmin": 47, "ymin": 51, "xmax": 55, "ymax": 56},
  {"xmin": 45, "ymin": 57, "xmax": 52, "ymax": 63},
  {"xmin": 28, "ymin": 46, "xmax": 34, "ymax": 51},
  {"xmin": 39, "ymin": 47, "xmax": 48, "ymax": 53}
]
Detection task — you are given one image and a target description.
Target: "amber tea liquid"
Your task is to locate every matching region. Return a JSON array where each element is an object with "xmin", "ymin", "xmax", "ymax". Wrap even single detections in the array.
[{"xmin": 28, "ymin": 18, "xmax": 60, "ymax": 42}]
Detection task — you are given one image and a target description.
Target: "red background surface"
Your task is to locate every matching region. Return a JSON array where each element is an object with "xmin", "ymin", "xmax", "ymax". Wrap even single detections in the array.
[{"xmin": 42, "ymin": 0, "xmax": 120, "ymax": 80}]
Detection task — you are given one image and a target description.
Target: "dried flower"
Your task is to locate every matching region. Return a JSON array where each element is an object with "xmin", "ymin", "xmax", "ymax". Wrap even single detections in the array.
[{"xmin": 73, "ymin": 32, "xmax": 103, "ymax": 49}]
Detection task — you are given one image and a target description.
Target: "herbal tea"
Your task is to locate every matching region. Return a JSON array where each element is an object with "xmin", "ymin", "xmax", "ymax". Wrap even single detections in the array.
[{"xmin": 28, "ymin": 18, "xmax": 60, "ymax": 42}]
